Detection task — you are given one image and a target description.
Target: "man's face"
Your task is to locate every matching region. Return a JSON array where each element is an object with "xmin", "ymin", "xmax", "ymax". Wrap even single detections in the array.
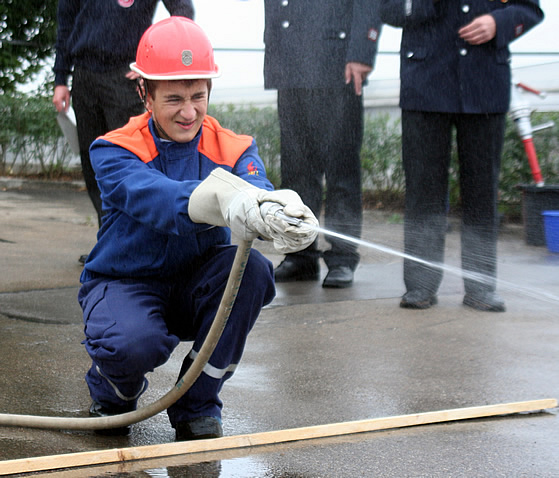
[{"xmin": 145, "ymin": 79, "xmax": 209, "ymax": 143}]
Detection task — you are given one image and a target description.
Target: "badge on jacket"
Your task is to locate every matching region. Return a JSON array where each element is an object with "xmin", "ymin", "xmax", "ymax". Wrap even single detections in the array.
[{"xmin": 368, "ymin": 28, "xmax": 379, "ymax": 42}]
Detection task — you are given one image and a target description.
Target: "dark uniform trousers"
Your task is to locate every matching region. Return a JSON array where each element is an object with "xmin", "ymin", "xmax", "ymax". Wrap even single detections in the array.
[
  {"xmin": 72, "ymin": 66, "xmax": 144, "ymax": 227},
  {"xmin": 401, "ymin": 110, "xmax": 506, "ymax": 296},
  {"xmin": 277, "ymin": 86, "xmax": 363, "ymax": 270}
]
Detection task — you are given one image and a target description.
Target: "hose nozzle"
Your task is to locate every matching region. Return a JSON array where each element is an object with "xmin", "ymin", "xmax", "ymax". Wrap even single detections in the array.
[{"xmin": 260, "ymin": 201, "xmax": 304, "ymax": 226}]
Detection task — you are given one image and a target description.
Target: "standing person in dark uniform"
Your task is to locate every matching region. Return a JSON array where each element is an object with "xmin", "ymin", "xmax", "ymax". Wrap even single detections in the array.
[
  {"xmin": 52, "ymin": 0, "xmax": 194, "ymax": 263},
  {"xmin": 264, "ymin": 0, "xmax": 383, "ymax": 288},
  {"xmin": 379, "ymin": 0, "xmax": 544, "ymax": 311}
]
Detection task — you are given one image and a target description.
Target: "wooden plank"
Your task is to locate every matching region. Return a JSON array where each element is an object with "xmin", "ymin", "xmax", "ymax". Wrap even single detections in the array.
[{"xmin": 0, "ymin": 398, "xmax": 556, "ymax": 476}]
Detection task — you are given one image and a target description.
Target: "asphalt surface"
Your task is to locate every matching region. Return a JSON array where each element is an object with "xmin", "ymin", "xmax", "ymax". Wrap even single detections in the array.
[{"xmin": 0, "ymin": 178, "xmax": 558, "ymax": 477}]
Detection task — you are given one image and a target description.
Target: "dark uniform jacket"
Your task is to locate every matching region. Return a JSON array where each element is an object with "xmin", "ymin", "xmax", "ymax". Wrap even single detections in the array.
[
  {"xmin": 264, "ymin": 0, "xmax": 383, "ymax": 89},
  {"xmin": 379, "ymin": 0, "xmax": 544, "ymax": 113},
  {"xmin": 54, "ymin": 0, "xmax": 194, "ymax": 86}
]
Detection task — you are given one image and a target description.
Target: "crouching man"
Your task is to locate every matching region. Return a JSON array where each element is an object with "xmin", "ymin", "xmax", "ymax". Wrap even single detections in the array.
[{"xmin": 78, "ymin": 17, "xmax": 318, "ymax": 440}]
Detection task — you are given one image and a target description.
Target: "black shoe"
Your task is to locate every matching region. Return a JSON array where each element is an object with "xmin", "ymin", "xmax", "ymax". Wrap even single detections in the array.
[
  {"xmin": 175, "ymin": 416, "xmax": 223, "ymax": 441},
  {"xmin": 79, "ymin": 254, "xmax": 88, "ymax": 265},
  {"xmin": 322, "ymin": 266, "xmax": 354, "ymax": 288},
  {"xmin": 400, "ymin": 290, "xmax": 438, "ymax": 309},
  {"xmin": 274, "ymin": 257, "xmax": 319, "ymax": 282},
  {"xmin": 463, "ymin": 292, "xmax": 505, "ymax": 312},
  {"xmin": 89, "ymin": 401, "xmax": 133, "ymax": 436}
]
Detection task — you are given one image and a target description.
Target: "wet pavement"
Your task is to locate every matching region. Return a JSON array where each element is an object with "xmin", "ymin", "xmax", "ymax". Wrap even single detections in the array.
[{"xmin": 0, "ymin": 178, "xmax": 558, "ymax": 477}]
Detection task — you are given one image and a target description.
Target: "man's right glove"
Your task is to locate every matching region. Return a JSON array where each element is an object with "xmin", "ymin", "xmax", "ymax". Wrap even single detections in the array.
[{"xmin": 188, "ymin": 168, "xmax": 318, "ymax": 253}]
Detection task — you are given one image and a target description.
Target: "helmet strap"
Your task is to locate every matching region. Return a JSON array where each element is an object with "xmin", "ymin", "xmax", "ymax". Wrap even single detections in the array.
[{"xmin": 151, "ymin": 114, "xmax": 173, "ymax": 142}]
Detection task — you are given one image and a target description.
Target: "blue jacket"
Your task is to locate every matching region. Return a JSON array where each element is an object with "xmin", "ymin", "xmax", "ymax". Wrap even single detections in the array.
[
  {"xmin": 379, "ymin": 0, "xmax": 544, "ymax": 113},
  {"xmin": 263, "ymin": 0, "xmax": 383, "ymax": 89},
  {"xmin": 81, "ymin": 113, "xmax": 273, "ymax": 282},
  {"xmin": 53, "ymin": 0, "xmax": 194, "ymax": 86}
]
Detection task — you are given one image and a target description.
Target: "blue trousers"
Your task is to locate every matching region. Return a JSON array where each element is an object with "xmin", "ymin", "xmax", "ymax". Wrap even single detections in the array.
[{"xmin": 78, "ymin": 245, "xmax": 275, "ymax": 427}]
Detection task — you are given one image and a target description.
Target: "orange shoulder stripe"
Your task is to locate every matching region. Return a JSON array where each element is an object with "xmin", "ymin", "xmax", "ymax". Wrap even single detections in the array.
[
  {"xmin": 198, "ymin": 116, "xmax": 253, "ymax": 167},
  {"xmin": 100, "ymin": 112, "xmax": 158, "ymax": 164},
  {"xmin": 99, "ymin": 114, "xmax": 253, "ymax": 167}
]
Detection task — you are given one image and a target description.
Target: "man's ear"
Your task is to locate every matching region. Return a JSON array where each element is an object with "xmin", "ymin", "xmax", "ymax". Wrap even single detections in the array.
[
  {"xmin": 144, "ymin": 93, "xmax": 153, "ymax": 113},
  {"xmin": 137, "ymin": 78, "xmax": 152, "ymax": 111}
]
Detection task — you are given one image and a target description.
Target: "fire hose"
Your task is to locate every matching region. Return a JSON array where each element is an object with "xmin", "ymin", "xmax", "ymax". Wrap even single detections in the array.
[
  {"xmin": 0, "ymin": 204, "xmax": 304, "ymax": 432},
  {"xmin": 0, "ymin": 239, "xmax": 253, "ymax": 432}
]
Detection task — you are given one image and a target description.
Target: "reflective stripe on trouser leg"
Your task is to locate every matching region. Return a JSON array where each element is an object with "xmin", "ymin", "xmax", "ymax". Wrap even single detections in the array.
[
  {"xmin": 95, "ymin": 365, "xmax": 147, "ymax": 402},
  {"xmin": 187, "ymin": 349, "xmax": 239, "ymax": 379},
  {"xmin": 167, "ymin": 248, "xmax": 275, "ymax": 426}
]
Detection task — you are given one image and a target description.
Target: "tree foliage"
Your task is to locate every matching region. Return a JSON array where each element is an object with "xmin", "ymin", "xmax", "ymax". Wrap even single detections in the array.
[{"xmin": 0, "ymin": 0, "xmax": 58, "ymax": 93}]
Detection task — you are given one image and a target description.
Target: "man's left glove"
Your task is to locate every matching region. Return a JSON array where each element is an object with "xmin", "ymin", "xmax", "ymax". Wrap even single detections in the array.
[{"xmin": 188, "ymin": 168, "xmax": 318, "ymax": 253}]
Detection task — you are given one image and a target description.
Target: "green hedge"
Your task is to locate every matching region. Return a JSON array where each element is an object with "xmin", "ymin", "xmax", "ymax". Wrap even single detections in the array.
[
  {"xmin": 211, "ymin": 105, "xmax": 559, "ymax": 214},
  {"xmin": 2, "ymin": 92, "xmax": 558, "ymax": 217},
  {"xmin": 0, "ymin": 91, "xmax": 74, "ymax": 178}
]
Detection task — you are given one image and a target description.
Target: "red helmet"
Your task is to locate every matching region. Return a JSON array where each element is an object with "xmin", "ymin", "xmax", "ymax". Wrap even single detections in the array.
[{"xmin": 130, "ymin": 17, "xmax": 220, "ymax": 80}]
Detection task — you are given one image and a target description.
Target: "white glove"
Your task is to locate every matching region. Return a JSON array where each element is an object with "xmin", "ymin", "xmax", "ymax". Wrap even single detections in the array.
[
  {"xmin": 188, "ymin": 169, "xmax": 318, "ymax": 253},
  {"xmin": 258, "ymin": 193, "xmax": 318, "ymax": 253}
]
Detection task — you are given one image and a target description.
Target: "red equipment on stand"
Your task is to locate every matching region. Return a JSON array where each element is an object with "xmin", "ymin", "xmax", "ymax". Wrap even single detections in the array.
[{"xmin": 509, "ymin": 80, "xmax": 555, "ymax": 187}]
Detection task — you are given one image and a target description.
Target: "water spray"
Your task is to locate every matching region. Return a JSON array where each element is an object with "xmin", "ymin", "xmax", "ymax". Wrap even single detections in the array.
[{"xmin": 270, "ymin": 206, "xmax": 559, "ymax": 305}]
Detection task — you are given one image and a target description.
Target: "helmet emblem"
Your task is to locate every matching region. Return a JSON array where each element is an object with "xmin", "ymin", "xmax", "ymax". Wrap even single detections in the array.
[{"xmin": 182, "ymin": 50, "xmax": 193, "ymax": 67}]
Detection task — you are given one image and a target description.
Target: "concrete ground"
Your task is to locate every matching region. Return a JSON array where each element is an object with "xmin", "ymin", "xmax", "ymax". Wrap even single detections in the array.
[{"xmin": 0, "ymin": 178, "xmax": 558, "ymax": 477}]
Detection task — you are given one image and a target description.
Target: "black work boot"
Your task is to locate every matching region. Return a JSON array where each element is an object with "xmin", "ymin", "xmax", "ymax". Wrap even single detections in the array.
[
  {"xmin": 463, "ymin": 291, "xmax": 505, "ymax": 312},
  {"xmin": 400, "ymin": 290, "xmax": 438, "ymax": 309},
  {"xmin": 274, "ymin": 256, "xmax": 319, "ymax": 282},
  {"xmin": 89, "ymin": 401, "xmax": 134, "ymax": 436},
  {"xmin": 322, "ymin": 265, "xmax": 354, "ymax": 288},
  {"xmin": 175, "ymin": 416, "xmax": 223, "ymax": 441}
]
